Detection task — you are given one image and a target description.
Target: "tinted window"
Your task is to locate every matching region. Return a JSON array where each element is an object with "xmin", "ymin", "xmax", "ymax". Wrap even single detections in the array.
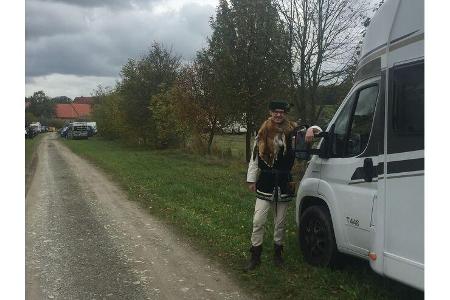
[
  {"xmin": 331, "ymin": 84, "xmax": 379, "ymax": 158},
  {"xmin": 332, "ymin": 96, "xmax": 355, "ymax": 157},
  {"xmin": 392, "ymin": 63, "xmax": 424, "ymax": 135},
  {"xmin": 347, "ymin": 86, "xmax": 379, "ymax": 156}
]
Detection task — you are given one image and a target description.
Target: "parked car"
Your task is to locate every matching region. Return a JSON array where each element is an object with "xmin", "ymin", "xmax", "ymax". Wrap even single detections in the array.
[
  {"xmin": 222, "ymin": 122, "xmax": 247, "ymax": 134},
  {"xmin": 29, "ymin": 122, "xmax": 41, "ymax": 134},
  {"xmin": 66, "ymin": 122, "xmax": 89, "ymax": 140},
  {"xmin": 25, "ymin": 127, "xmax": 36, "ymax": 139}
]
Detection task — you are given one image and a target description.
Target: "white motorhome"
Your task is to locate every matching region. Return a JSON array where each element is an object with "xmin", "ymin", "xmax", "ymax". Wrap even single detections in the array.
[{"xmin": 294, "ymin": 0, "xmax": 423, "ymax": 290}]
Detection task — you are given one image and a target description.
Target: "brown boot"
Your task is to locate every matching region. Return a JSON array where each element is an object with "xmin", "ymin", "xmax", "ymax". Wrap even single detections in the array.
[
  {"xmin": 244, "ymin": 245, "xmax": 262, "ymax": 271},
  {"xmin": 274, "ymin": 244, "xmax": 284, "ymax": 268}
]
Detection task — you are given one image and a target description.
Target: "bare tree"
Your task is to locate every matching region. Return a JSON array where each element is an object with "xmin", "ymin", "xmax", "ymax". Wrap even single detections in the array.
[{"xmin": 275, "ymin": 0, "xmax": 372, "ymax": 123}]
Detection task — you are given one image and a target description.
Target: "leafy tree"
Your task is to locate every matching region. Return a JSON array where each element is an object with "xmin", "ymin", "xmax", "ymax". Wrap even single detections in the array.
[
  {"xmin": 149, "ymin": 89, "xmax": 189, "ymax": 148},
  {"xmin": 26, "ymin": 90, "xmax": 55, "ymax": 119},
  {"xmin": 27, "ymin": 90, "xmax": 49, "ymax": 104},
  {"xmin": 92, "ymin": 87, "xmax": 125, "ymax": 140},
  {"xmin": 208, "ymin": 0, "xmax": 239, "ymax": 117},
  {"xmin": 25, "ymin": 112, "xmax": 38, "ymax": 125},
  {"xmin": 209, "ymin": 0, "xmax": 292, "ymax": 161},
  {"xmin": 117, "ymin": 42, "xmax": 181, "ymax": 146},
  {"xmin": 164, "ymin": 68, "xmax": 208, "ymax": 151},
  {"xmin": 197, "ymin": 48, "xmax": 237, "ymax": 153}
]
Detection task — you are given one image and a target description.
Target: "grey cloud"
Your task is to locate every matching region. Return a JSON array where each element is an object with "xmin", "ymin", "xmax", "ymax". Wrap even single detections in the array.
[
  {"xmin": 26, "ymin": 0, "xmax": 88, "ymax": 40},
  {"xmin": 26, "ymin": 30, "xmax": 124, "ymax": 77},
  {"xmin": 25, "ymin": 76, "xmax": 35, "ymax": 84},
  {"xmin": 38, "ymin": 0, "xmax": 153, "ymax": 9},
  {"xmin": 26, "ymin": 0, "xmax": 215, "ymax": 78}
]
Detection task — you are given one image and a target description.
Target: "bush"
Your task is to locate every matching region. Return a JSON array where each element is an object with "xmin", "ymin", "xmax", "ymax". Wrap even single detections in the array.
[
  {"xmin": 185, "ymin": 133, "xmax": 208, "ymax": 155},
  {"xmin": 150, "ymin": 90, "xmax": 190, "ymax": 149},
  {"xmin": 92, "ymin": 92, "xmax": 126, "ymax": 140}
]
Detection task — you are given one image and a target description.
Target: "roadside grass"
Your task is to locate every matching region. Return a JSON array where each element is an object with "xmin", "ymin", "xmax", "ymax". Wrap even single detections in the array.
[
  {"xmin": 25, "ymin": 134, "xmax": 44, "ymax": 191},
  {"xmin": 62, "ymin": 136, "xmax": 423, "ymax": 300},
  {"xmin": 25, "ymin": 134, "xmax": 43, "ymax": 170}
]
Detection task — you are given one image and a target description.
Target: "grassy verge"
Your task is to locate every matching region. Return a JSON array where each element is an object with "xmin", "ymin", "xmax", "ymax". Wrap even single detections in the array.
[
  {"xmin": 62, "ymin": 137, "xmax": 423, "ymax": 300},
  {"xmin": 25, "ymin": 134, "xmax": 43, "ymax": 170},
  {"xmin": 25, "ymin": 134, "xmax": 44, "ymax": 192}
]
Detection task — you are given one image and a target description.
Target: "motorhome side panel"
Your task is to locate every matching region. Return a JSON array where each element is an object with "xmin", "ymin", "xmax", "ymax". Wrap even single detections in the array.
[
  {"xmin": 382, "ymin": 60, "xmax": 424, "ymax": 290},
  {"xmin": 365, "ymin": 0, "xmax": 424, "ymax": 290}
]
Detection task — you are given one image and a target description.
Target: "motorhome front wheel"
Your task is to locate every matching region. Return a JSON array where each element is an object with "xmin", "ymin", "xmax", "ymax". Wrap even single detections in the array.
[{"xmin": 299, "ymin": 206, "xmax": 338, "ymax": 267}]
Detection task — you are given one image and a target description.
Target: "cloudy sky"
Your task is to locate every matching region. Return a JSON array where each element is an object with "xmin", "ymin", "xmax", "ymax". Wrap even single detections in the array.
[{"xmin": 25, "ymin": 0, "xmax": 219, "ymax": 99}]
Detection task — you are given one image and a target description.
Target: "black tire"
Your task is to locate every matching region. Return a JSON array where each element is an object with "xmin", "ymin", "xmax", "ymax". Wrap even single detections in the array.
[{"xmin": 299, "ymin": 205, "xmax": 338, "ymax": 267}]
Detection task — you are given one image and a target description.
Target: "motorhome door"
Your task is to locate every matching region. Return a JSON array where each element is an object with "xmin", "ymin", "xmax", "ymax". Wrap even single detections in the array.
[
  {"xmin": 318, "ymin": 77, "xmax": 381, "ymax": 255},
  {"xmin": 382, "ymin": 61, "xmax": 424, "ymax": 289}
]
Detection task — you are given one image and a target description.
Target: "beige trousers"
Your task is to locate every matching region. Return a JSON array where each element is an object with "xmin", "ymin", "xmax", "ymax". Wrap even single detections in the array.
[{"xmin": 250, "ymin": 198, "xmax": 289, "ymax": 247}]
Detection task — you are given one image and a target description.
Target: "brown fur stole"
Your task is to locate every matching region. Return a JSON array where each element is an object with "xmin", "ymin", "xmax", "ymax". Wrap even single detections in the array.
[{"xmin": 256, "ymin": 118, "xmax": 296, "ymax": 167}]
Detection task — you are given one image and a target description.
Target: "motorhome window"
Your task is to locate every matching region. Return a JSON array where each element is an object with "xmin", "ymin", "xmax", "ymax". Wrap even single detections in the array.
[
  {"xmin": 330, "ymin": 84, "xmax": 378, "ymax": 158},
  {"xmin": 331, "ymin": 95, "xmax": 356, "ymax": 157},
  {"xmin": 347, "ymin": 85, "xmax": 379, "ymax": 156},
  {"xmin": 392, "ymin": 63, "xmax": 424, "ymax": 135}
]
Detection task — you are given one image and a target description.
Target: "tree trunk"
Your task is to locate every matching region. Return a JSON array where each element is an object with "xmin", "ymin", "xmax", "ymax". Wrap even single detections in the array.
[
  {"xmin": 314, "ymin": 104, "xmax": 324, "ymax": 123},
  {"xmin": 245, "ymin": 118, "xmax": 252, "ymax": 162},
  {"xmin": 207, "ymin": 119, "xmax": 216, "ymax": 155}
]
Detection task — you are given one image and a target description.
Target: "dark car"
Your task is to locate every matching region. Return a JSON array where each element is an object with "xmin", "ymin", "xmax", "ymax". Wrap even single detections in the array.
[{"xmin": 25, "ymin": 127, "xmax": 36, "ymax": 139}]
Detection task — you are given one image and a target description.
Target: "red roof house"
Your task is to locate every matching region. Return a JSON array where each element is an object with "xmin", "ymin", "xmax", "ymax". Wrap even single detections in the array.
[
  {"xmin": 73, "ymin": 96, "xmax": 94, "ymax": 104},
  {"xmin": 55, "ymin": 103, "xmax": 92, "ymax": 119}
]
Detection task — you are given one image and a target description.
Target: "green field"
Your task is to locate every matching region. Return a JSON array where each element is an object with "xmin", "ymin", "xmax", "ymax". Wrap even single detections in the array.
[
  {"xmin": 213, "ymin": 134, "xmax": 247, "ymax": 160},
  {"xmin": 62, "ymin": 136, "xmax": 423, "ymax": 300}
]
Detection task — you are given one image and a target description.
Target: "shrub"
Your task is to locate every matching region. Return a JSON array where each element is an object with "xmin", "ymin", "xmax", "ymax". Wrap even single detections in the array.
[{"xmin": 150, "ymin": 90, "xmax": 190, "ymax": 148}]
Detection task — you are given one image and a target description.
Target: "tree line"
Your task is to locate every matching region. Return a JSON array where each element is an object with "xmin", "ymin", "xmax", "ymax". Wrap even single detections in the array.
[
  {"xmin": 42, "ymin": 0, "xmax": 376, "ymax": 161},
  {"xmin": 25, "ymin": 91, "xmax": 73, "ymax": 127}
]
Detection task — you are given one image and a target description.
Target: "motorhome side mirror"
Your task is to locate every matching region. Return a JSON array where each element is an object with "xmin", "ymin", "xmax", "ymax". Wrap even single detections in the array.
[
  {"xmin": 293, "ymin": 127, "xmax": 327, "ymax": 160},
  {"xmin": 316, "ymin": 132, "xmax": 331, "ymax": 159},
  {"xmin": 293, "ymin": 126, "xmax": 311, "ymax": 160},
  {"xmin": 318, "ymin": 124, "xmax": 335, "ymax": 159}
]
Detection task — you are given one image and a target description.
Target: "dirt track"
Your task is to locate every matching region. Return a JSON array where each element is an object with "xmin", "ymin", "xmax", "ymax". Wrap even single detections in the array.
[{"xmin": 26, "ymin": 133, "xmax": 250, "ymax": 299}]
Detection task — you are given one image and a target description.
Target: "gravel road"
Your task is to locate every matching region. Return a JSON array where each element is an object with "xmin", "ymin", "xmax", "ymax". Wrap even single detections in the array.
[{"xmin": 26, "ymin": 134, "xmax": 250, "ymax": 300}]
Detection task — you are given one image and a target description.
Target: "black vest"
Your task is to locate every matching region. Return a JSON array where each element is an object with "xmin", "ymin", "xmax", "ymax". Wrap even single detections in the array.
[{"xmin": 255, "ymin": 134, "xmax": 295, "ymax": 202}]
